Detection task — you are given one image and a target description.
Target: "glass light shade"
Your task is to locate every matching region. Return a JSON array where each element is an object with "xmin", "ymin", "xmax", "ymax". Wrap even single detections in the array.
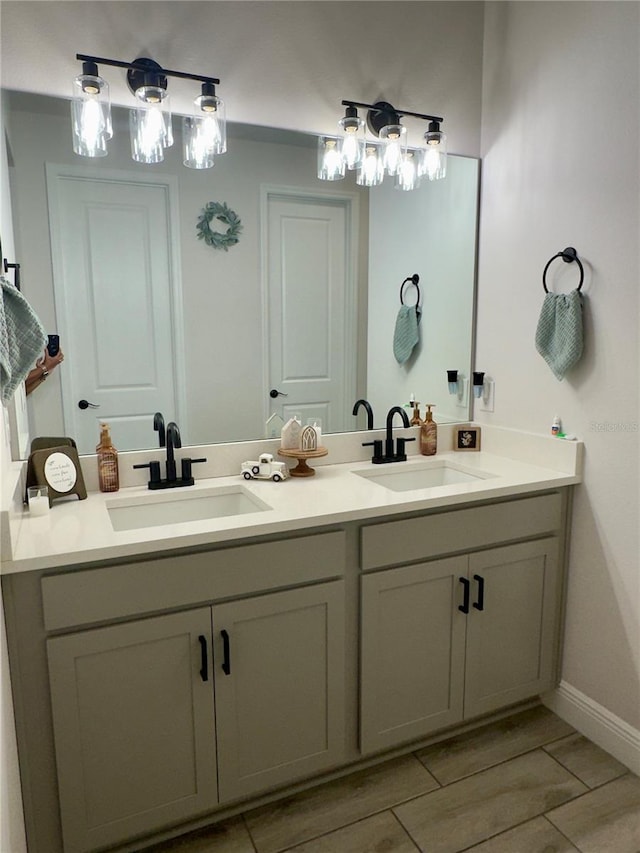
[
  {"xmin": 130, "ymin": 86, "xmax": 173, "ymax": 164},
  {"xmin": 379, "ymin": 124, "xmax": 407, "ymax": 176},
  {"xmin": 338, "ymin": 114, "xmax": 365, "ymax": 170},
  {"xmin": 182, "ymin": 116, "xmax": 215, "ymax": 169},
  {"xmin": 71, "ymin": 72, "xmax": 112, "ymax": 157},
  {"xmin": 395, "ymin": 150, "xmax": 421, "ymax": 192},
  {"xmin": 356, "ymin": 144, "xmax": 384, "ymax": 187},
  {"xmin": 420, "ymin": 128, "xmax": 447, "ymax": 181},
  {"xmin": 317, "ymin": 137, "xmax": 345, "ymax": 181},
  {"xmin": 193, "ymin": 92, "xmax": 226, "ymax": 154}
]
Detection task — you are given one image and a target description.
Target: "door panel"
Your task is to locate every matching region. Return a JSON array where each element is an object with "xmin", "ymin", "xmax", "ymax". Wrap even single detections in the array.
[
  {"xmin": 360, "ymin": 557, "xmax": 467, "ymax": 754},
  {"xmin": 47, "ymin": 609, "xmax": 217, "ymax": 853},
  {"xmin": 46, "ymin": 165, "xmax": 183, "ymax": 453},
  {"xmin": 264, "ymin": 192, "xmax": 357, "ymax": 433},
  {"xmin": 464, "ymin": 538, "xmax": 560, "ymax": 717},
  {"xmin": 213, "ymin": 582, "xmax": 345, "ymax": 802}
]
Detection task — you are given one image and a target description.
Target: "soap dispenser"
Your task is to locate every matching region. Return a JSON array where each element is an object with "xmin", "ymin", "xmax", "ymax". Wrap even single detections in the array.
[
  {"xmin": 420, "ymin": 405, "xmax": 437, "ymax": 456},
  {"xmin": 96, "ymin": 422, "xmax": 120, "ymax": 492}
]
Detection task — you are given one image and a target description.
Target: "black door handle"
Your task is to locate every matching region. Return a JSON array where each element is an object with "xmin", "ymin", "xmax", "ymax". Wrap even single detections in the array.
[
  {"xmin": 78, "ymin": 399, "xmax": 100, "ymax": 410},
  {"xmin": 269, "ymin": 389, "xmax": 288, "ymax": 398},
  {"xmin": 473, "ymin": 574, "xmax": 485, "ymax": 611},
  {"xmin": 458, "ymin": 577, "xmax": 470, "ymax": 614},
  {"xmin": 198, "ymin": 635, "xmax": 208, "ymax": 681},
  {"xmin": 221, "ymin": 629, "xmax": 231, "ymax": 675}
]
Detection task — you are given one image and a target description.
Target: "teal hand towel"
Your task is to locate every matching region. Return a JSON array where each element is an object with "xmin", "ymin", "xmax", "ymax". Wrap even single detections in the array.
[
  {"xmin": 535, "ymin": 289, "xmax": 584, "ymax": 380},
  {"xmin": 0, "ymin": 275, "xmax": 47, "ymax": 403},
  {"xmin": 393, "ymin": 305, "xmax": 420, "ymax": 364}
]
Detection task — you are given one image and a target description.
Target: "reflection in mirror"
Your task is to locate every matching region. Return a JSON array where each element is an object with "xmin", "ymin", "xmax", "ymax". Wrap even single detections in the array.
[{"xmin": 4, "ymin": 91, "xmax": 479, "ymax": 457}]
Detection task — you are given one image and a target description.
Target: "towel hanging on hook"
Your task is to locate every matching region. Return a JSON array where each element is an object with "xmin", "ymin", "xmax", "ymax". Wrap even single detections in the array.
[
  {"xmin": 394, "ymin": 273, "xmax": 421, "ymax": 364},
  {"xmin": 400, "ymin": 273, "xmax": 421, "ymax": 320},
  {"xmin": 542, "ymin": 247, "xmax": 584, "ymax": 293},
  {"xmin": 536, "ymin": 247, "xmax": 585, "ymax": 380}
]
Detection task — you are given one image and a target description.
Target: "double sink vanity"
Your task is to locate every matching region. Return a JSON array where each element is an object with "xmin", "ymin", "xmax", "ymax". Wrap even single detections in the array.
[{"xmin": 1, "ymin": 423, "xmax": 583, "ymax": 853}]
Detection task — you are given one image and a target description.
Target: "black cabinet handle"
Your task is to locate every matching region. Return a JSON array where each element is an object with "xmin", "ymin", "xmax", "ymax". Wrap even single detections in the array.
[
  {"xmin": 473, "ymin": 574, "xmax": 485, "ymax": 611},
  {"xmin": 198, "ymin": 635, "xmax": 208, "ymax": 681},
  {"xmin": 78, "ymin": 399, "xmax": 100, "ymax": 410},
  {"xmin": 269, "ymin": 389, "xmax": 288, "ymax": 398},
  {"xmin": 221, "ymin": 629, "xmax": 231, "ymax": 675},
  {"xmin": 458, "ymin": 577, "xmax": 470, "ymax": 614}
]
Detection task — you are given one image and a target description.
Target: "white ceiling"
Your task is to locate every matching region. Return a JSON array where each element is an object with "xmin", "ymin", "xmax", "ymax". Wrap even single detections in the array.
[{"xmin": 0, "ymin": 1, "xmax": 485, "ymax": 155}]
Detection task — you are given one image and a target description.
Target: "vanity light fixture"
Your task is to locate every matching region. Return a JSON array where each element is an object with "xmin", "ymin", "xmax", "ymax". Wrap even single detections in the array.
[
  {"xmin": 318, "ymin": 100, "xmax": 446, "ymax": 189},
  {"xmin": 72, "ymin": 54, "xmax": 225, "ymax": 169},
  {"xmin": 338, "ymin": 104, "xmax": 365, "ymax": 170}
]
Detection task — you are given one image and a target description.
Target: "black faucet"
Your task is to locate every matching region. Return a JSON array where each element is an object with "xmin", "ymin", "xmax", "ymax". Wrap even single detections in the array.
[
  {"xmin": 153, "ymin": 412, "xmax": 166, "ymax": 448},
  {"xmin": 134, "ymin": 416, "xmax": 207, "ymax": 489},
  {"xmin": 165, "ymin": 422, "xmax": 181, "ymax": 482},
  {"xmin": 352, "ymin": 398, "xmax": 374, "ymax": 430},
  {"xmin": 381, "ymin": 406, "xmax": 415, "ymax": 463}
]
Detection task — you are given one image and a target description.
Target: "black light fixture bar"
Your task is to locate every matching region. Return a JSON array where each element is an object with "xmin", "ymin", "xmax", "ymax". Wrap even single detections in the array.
[
  {"xmin": 342, "ymin": 100, "xmax": 443, "ymax": 125},
  {"xmin": 76, "ymin": 53, "xmax": 220, "ymax": 86}
]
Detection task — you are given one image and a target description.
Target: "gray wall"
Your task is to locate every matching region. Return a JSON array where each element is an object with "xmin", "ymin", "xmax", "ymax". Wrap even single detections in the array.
[{"xmin": 477, "ymin": 1, "xmax": 639, "ymax": 731}]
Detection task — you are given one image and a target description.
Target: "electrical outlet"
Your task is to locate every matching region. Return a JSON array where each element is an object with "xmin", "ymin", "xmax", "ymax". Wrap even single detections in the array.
[{"xmin": 479, "ymin": 379, "xmax": 495, "ymax": 412}]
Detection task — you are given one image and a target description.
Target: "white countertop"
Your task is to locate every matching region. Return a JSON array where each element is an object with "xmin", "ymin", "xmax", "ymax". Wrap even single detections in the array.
[{"xmin": 2, "ymin": 438, "xmax": 583, "ymax": 575}]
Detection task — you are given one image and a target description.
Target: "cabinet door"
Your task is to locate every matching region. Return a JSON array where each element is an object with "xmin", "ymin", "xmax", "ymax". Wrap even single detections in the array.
[
  {"xmin": 464, "ymin": 538, "xmax": 561, "ymax": 718},
  {"xmin": 213, "ymin": 581, "xmax": 345, "ymax": 802},
  {"xmin": 360, "ymin": 556, "xmax": 467, "ymax": 754},
  {"xmin": 47, "ymin": 609, "xmax": 217, "ymax": 853}
]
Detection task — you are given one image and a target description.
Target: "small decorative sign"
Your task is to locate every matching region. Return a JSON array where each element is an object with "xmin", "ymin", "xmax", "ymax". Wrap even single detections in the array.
[
  {"xmin": 25, "ymin": 443, "xmax": 87, "ymax": 505},
  {"xmin": 454, "ymin": 426, "xmax": 481, "ymax": 452},
  {"xmin": 196, "ymin": 201, "xmax": 242, "ymax": 251},
  {"xmin": 44, "ymin": 452, "xmax": 77, "ymax": 493}
]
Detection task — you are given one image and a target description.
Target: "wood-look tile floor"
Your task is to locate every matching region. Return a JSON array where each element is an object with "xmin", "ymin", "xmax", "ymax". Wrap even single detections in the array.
[{"xmin": 142, "ymin": 706, "xmax": 639, "ymax": 853}]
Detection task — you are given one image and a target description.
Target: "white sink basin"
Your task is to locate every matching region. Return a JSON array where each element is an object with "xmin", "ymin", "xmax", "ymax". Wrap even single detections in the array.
[
  {"xmin": 354, "ymin": 461, "xmax": 494, "ymax": 493},
  {"xmin": 107, "ymin": 486, "xmax": 272, "ymax": 531}
]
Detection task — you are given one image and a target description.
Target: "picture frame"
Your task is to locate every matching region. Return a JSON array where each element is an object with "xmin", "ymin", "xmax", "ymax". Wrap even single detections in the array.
[{"xmin": 454, "ymin": 425, "xmax": 481, "ymax": 452}]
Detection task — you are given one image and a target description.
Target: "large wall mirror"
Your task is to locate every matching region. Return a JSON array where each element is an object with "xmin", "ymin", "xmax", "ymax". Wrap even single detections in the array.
[{"xmin": 5, "ymin": 91, "xmax": 479, "ymax": 457}]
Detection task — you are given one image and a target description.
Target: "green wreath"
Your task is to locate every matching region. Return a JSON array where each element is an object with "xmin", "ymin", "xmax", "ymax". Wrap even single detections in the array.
[{"xmin": 196, "ymin": 201, "xmax": 242, "ymax": 251}]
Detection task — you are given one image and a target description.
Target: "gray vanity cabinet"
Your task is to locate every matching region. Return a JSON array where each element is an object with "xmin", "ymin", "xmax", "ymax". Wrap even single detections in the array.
[
  {"xmin": 47, "ymin": 608, "xmax": 218, "ymax": 853},
  {"xmin": 359, "ymin": 494, "xmax": 564, "ymax": 755},
  {"xmin": 213, "ymin": 581, "xmax": 346, "ymax": 803},
  {"xmin": 40, "ymin": 531, "xmax": 347, "ymax": 853},
  {"xmin": 463, "ymin": 540, "xmax": 560, "ymax": 718},
  {"xmin": 360, "ymin": 555, "xmax": 468, "ymax": 753}
]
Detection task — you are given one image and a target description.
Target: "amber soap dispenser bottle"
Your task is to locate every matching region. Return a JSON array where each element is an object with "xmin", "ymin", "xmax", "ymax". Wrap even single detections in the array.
[
  {"xmin": 96, "ymin": 422, "xmax": 120, "ymax": 492},
  {"xmin": 420, "ymin": 404, "xmax": 437, "ymax": 456}
]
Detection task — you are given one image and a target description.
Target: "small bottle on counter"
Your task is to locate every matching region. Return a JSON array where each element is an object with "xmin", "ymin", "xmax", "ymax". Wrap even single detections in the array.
[
  {"xmin": 96, "ymin": 422, "xmax": 120, "ymax": 492},
  {"xmin": 420, "ymin": 404, "xmax": 437, "ymax": 456},
  {"xmin": 551, "ymin": 415, "xmax": 561, "ymax": 437}
]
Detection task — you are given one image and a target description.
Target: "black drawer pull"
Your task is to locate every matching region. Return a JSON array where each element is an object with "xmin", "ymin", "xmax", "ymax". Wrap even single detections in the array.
[
  {"xmin": 473, "ymin": 574, "xmax": 485, "ymax": 611},
  {"xmin": 221, "ymin": 629, "xmax": 231, "ymax": 675},
  {"xmin": 198, "ymin": 635, "xmax": 208, "ymax": 682},
  {"xmin": 458, "ymin": 577, "xmax": 470, "ymax": 614}
]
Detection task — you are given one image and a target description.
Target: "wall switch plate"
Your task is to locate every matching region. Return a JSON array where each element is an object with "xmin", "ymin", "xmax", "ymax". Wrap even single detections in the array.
[{"xmin": 480, "ymin": 379, "xmax": 495, "ymax": 412}]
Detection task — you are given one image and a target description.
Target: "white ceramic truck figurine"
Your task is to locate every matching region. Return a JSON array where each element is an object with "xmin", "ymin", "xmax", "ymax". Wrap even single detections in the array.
[{"xmin": 241, "ymin": 453, "xmax": 289, "ymax": 482}]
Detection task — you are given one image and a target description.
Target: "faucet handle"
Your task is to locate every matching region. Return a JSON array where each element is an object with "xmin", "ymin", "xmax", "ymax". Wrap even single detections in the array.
[
  {"xmin": 181, "ymin": 457, "xmax": 207, "ymax": 483},
  {"xmin": 362, "ymin": 439, "xmax": 384, "ymax": 464},
  {"xmin": 396, "ymin": 436, "xmax": 416, "ymax": 461},
  {"xmin": 133, "ymin": 460, "xmax": 161, "ymax": 487}
]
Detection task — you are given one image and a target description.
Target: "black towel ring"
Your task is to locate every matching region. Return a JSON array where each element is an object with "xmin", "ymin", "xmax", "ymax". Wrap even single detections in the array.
[
  {"xmin": 400, "ymin": 274, "xmax": 421, "ymax": 317},
  {"xmin": 542, "ymin": 247, "xmax": 584, "ymax": 293}
]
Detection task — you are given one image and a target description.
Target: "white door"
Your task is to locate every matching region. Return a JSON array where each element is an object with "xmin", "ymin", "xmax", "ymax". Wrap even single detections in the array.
[
  {"xmin": 46, "ymin": 165, "xmax": 185, "ymax": 454},
  {"xmin": 263, "ymin": 190, "xmax": 357, "ymax": 434}
]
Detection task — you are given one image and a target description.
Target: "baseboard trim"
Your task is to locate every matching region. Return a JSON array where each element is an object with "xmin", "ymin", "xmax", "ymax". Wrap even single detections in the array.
[{"xmin": 543, "ymin": 681, "xmax": 640, "ymax": 776}]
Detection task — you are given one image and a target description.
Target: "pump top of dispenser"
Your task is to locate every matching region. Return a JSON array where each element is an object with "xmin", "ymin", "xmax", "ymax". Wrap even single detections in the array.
[
  {"xmin": 424, "ymin": 404, "xmax": 435, "ymax": 422},
  {"xmin": 97, "ymin": 422, "xmax": 114, "ymax": 449}
]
